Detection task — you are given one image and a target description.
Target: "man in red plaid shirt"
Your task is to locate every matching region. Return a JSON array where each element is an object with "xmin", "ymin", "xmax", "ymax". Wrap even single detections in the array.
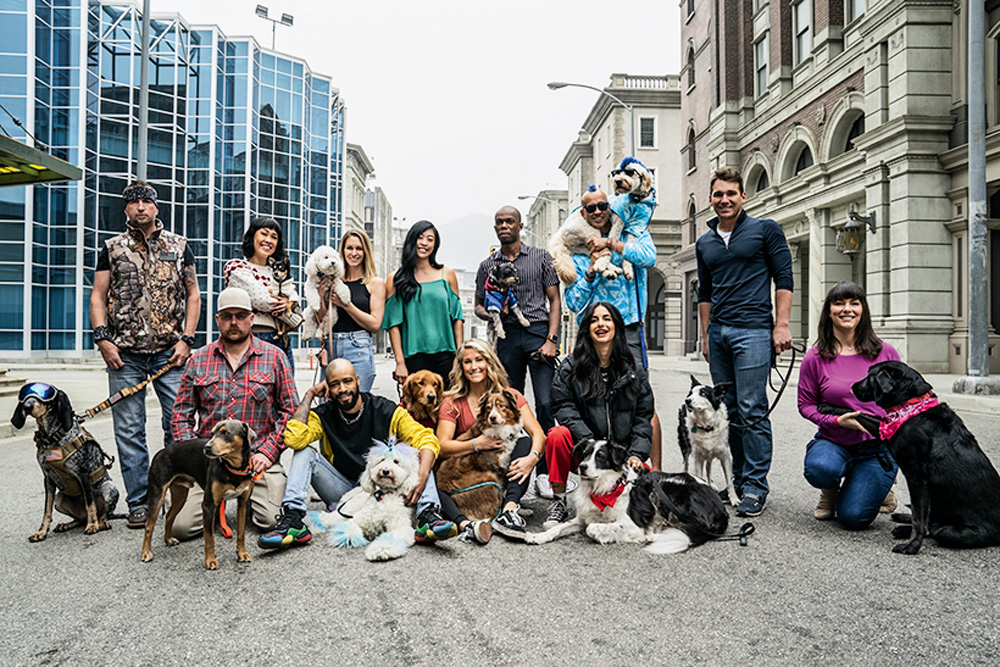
[{"xmin": 169, "ymin": 287, "xmax": 299, "ymax": 538}]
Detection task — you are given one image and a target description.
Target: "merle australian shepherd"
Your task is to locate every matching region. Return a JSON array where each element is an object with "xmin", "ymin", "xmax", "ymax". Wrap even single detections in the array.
[
  {"xmin": 525, "ymin": 438, "xmax": 729, "ymax": 554},
  {"xmin": 851, "ymin": 360, "xmax": 1000, "ymax": 554}
]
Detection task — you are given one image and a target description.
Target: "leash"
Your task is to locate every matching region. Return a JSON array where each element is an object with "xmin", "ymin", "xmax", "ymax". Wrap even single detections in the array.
[
  {"xmin": 76, "ymin": 360, "xmax": 177, "ymax": 423},
  {"xmin": 728, "ymin": 342, "xmax": 806, "ymax": 431},
  {"xmin": 645, "ymin": 473, "xmax": 755, "ymax": 546}
]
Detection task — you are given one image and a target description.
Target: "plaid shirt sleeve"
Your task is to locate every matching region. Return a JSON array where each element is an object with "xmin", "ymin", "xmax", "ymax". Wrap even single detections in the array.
[
  {"xmin": 171, "ymin": 352, "xmax": 204, "ymax": 443},
  {"xmin": 255, "ymin": 352, "xmax": 300, "ymax": 464}
]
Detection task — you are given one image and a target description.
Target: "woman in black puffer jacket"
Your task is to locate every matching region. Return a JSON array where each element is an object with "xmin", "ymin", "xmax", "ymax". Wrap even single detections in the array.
[{"xmin": 542, "ymin": 302, "xmax": 654, "ymax": 527}]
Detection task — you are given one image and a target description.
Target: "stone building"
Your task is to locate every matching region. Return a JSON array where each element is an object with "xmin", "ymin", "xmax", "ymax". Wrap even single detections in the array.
[
  {"xmin": 679, "ymin": 0, "xmax": 1000, "ymax": 372},
  {"xmin": 557, "ymin": 73, "xmax": 686, "ymax": 355}
]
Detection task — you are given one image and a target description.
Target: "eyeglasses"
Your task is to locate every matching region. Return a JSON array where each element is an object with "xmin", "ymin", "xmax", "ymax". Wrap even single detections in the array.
[
  {"xmin": 584, "ymin": 202, "xmax": 610, "ymax": 214},
  {"xmin": 218, "ymin": 311, "xmax": 252, "ymax": 322},
  {"xmin": 19, "ymin": 382, "xmax": 56, "ymax": 403},
  {"xmin": 611, "ymin": 168, "xmax": 638, "ymax": 178}
]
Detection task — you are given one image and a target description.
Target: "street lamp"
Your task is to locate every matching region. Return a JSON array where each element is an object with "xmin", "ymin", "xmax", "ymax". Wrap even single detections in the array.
[
  {"xmin": 837, "ymin": 203, "xmax": 876, "ymax": 256},
  {"xmin": 548, "ymin": 81, "xmax": 635, "ymax": 156},
  {"xmin": 255, "ymin": 5, "xmax": 294, "ymax": 50}
]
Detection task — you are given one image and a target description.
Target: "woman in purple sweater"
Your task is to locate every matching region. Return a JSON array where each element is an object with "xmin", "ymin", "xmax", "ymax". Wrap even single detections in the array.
[{"xmin": 797, "ymin": 281, "xmax": 899, "ymax": 529}]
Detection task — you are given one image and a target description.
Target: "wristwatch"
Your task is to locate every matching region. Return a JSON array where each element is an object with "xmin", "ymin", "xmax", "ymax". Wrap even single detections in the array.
[
  {"xmin": 179, "ymin": 334, "xmax": 196, "ymax": 346},
  {"xmin": 547, "ymin": 334, "xmax": 559, "ymax": 344},
  {"xmin": 93, "ymin": 325, "xmax": 111, "ymax": 343}
]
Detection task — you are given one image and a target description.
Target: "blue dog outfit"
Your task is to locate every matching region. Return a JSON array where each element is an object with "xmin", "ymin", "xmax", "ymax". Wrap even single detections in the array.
[{"xmin": 484, "ymin": 272, "xmax": 519, "ymax": 313}]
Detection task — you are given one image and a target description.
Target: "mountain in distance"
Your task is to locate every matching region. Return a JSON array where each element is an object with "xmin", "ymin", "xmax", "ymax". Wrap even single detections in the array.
[{"xmin": 434, "ymin": 212, "xmax": 497, "ymax": 273}]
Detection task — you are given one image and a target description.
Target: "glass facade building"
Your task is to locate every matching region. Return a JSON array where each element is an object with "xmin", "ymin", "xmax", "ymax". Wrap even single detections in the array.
[{"xmin": 0, "ymin": 0, "xmax": 345, "ymax": 354}]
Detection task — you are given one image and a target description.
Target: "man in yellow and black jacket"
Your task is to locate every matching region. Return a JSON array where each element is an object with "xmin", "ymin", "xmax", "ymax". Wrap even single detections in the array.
[{"xmin": 258, "ymin": 358, "xmax": 456, "ymax": 549}]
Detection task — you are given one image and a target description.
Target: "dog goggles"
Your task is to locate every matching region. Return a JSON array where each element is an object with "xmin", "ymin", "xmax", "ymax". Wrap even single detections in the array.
[
  {"xmin": 19, "ymin": 382, "xmax": 56, "ymax": 404},
  {"xmin": 583, "ymin": 202, "xmax": 610, "ymax": 213},
  {"xmin": 611, "ymin": 167, "xmax": 638, "ymax": 178}
]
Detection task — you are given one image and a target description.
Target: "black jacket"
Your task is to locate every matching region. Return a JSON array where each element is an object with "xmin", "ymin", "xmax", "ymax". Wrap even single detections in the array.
[{"xmin": 551, "ymin": 357, "xmax": 654, "ymax": 460}]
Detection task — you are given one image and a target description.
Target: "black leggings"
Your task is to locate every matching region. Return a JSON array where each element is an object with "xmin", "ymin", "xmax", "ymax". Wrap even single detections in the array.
[
  {"xmin": 406, "ymin": 351, "xmax": 456, "ymax": 389},
  {"xmin": 438, "ymin": 435, "xmax": 533, "ymax": 525}
]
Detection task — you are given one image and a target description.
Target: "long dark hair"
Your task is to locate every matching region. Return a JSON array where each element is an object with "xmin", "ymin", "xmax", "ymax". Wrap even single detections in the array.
[
  {"xmin": 241, "ymin": 216, "xmax": 287, "ymax": 266},
  {"xmin": 815, "ymin": 281, "xmax": 883, "ymax": 361},
  {"xmin": 393, "ymin": 220, "xmax": 442, "ymax": 304},
  {"xmin": 571, "ymin": 301, "xmax": 636, "ymax": 400}
]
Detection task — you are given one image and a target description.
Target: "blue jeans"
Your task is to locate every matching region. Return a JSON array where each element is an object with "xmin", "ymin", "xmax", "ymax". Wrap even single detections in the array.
[
  {"xmin": 496, "ymin": 321, "xmax": 554, "ymax": 431},
  {"xmin": 281, "ymin": 445, "xmax": 441, "ymax": 516},
  {"xmin": 254, "ymin": 331, "xmax": 295, "ymax": 370},
  {"xmin": 804, "ymin": 437, "xmax": 898, "ymax": 530},
  {"xmin": 324, "ymin": 331, "xmax": 375, "ymax": 392},
  {"xmin": 107, "ymin": 348, "xmax": 184, "ymax": 510},
  {"xmin": 707, "ymin": 323, "xmax": 773, "ymax": 500}
]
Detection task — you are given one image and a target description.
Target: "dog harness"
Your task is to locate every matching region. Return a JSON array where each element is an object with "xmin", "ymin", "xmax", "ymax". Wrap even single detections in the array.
[
  {"xmin": 879, "ymin": 391, "xmax": 940, "ymax": 441},
  {"xmin": 35, "ymin": 424, "xmax": 110, "ymax": 496}
]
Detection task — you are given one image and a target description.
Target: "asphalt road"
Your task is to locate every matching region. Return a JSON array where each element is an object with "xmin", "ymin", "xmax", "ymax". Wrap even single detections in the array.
[{"xmin": 1, "ymin": 356, "xmax": 998, "ymax": 665}]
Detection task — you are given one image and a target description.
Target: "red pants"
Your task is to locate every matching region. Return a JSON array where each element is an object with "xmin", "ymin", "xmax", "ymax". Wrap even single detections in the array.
[{"xmin": 545, "ymin": 426, "xmax": 576, "ymax": 486}]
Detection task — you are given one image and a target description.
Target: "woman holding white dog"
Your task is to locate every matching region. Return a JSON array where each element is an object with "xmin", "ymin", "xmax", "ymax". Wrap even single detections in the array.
[
  {"xmin": 383, "ymin": 221, "xmax": 464, "ymax": 388},
  {"xmin": 224, "ymin": 216, "xmax": 301, "ymax": 368},
  {"xmin": 436, "ymin": 338, "xmax": 547, "ymax": 541},
  {"xmin": 542, "ymin": 301, "xmax": 654, "ymax": 531},
  {"xmin": 313, "ymin": 229, "xmax": 384, "ymax": 392},
  {"xmin": 797, "ymin": 281, "xmax": 900, "ymax": 529}
]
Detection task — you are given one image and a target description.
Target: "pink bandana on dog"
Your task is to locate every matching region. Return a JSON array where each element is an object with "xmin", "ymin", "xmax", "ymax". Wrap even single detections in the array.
[{"xmin": 879, "ymin": 391, "xmax": 939, "ymax": 441}]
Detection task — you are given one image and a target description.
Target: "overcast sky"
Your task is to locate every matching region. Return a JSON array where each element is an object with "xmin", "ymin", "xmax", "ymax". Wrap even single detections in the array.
[{"xmin": 164, "ymin": 0, "xmax": 681, "ymax": 226}]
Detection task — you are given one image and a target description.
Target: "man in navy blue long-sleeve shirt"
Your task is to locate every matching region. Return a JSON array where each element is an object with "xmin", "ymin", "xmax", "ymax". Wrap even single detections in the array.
[{"xmin": 695, "ymin": 167, "xmax": 793, "ymax": 518}]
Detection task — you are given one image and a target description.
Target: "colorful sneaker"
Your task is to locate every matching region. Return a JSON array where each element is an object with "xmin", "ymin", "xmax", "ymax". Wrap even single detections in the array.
[
  {"xmin": 414, "ymin": 506, "xmax": 458, "ymax": 543},
  {"xmin": 257, "ymin": 507, "xmax": 312, "ymax": 549},
  {"xmin": 735, "ymin": 494, "xmax": 765, "ymax": 518},
  {"xmin": 543, "ymin": 498, "xmax": 569, "ymax": 529},
  {"xmin": 493, "ymin": 508, "xmax": 527, "ymax": 539},
  {"xmin": 458, "ymin": 519, "xmax": 493, "ymax": 544}
]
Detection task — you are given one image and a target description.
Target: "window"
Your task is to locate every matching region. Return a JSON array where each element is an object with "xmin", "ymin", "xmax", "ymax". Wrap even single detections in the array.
[
  {"xmin": 687, "ymin": 48, "xmax": 696, "ymax": 88},
  {"xmin": 606, "ymin": 126, "xmax": 611, "ymax": 157},
  {"xmin": 688, "ymin": 202, "xmax": 697, "ymax": 244},
  {"xmin": 754, "ymin": 169, "xmax": 770, "ymax": 193},
  {"xmin": 845, "ymin": 115, "xmax": 864, "ymax": 152},
  {"xmin": 846, "ymin": 0, "xmax": 866, "ymax": 24},
  {"xmin": 639, "ymin": 117, "xmax": 656, "ymax": 148},
  {"xmin": 687, "ymin": 128, "xmax": 696, "ymax": 170},
  {"xmin": 794, "ymin": 146, "xmax": 814, "ymax": 175},
  {"xmin": 793, "ymin": 0, "xmax": 812, "ymax": 64},
  {"xmin": 754, "ymin": 36, "xmax": 768, "ymax": 97}
]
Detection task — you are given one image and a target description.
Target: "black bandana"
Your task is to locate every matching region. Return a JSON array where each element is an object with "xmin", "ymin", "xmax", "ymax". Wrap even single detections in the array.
[{"xmin": 123, "ymin": 184, "xmax": 158, "ymax": 206}]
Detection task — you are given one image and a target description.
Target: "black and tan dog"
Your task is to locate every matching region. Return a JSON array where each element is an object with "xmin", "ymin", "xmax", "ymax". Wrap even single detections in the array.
[
  {"xmin": 13, "ymin": 382, "xmax": 120, "ymax": 542},
  {"xmin": 852, "ymin": 360, "xmax": 1000, "ymax": 554},
  {"xmin": 140, "ymin": 419, "xmax": 257, "ymax": 570}
]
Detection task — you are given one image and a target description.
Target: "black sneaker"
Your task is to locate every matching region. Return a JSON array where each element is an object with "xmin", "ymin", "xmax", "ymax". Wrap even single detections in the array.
[
  {"xmin": 735, "ymin": 494, "xmax": 765, "ymax": 518},
  {"xmin": 126, "ymin": 506, "xmax": 148, "ymax": 529},
  {"xmin": 493, "ymin": 508, "xmax": 527, "ymax": 539},
  {"xmin": 257, "ymin": 507, "xmax": 312, "ymax": 549},
  {"xmin": 543, "ymin": 498, "xmax": 569, "ymax": 529},
  {"xmin": 415, "ymin": 505, "xmax": 458, "ymax": 543}
]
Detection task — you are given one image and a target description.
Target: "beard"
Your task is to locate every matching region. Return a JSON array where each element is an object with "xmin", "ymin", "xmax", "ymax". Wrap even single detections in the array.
[
  {"xmin": 221, "ymin": 325, "xmax": 251, "ymax": 344},
  {"xmin": 336, "ymin": 389, "xmax": 360, "ymax": 412}
]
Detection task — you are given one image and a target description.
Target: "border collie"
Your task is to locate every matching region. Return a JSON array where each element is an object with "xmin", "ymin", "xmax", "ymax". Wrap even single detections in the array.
[{"xmin": 678, "ymin": 375, "xmax": 737, "ymax": 506}]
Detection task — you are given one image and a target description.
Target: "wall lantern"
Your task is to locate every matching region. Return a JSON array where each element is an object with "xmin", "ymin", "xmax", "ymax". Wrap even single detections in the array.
[{"xmin": 837, "ymin": 203, "xmax": 877, "ymax": 256}]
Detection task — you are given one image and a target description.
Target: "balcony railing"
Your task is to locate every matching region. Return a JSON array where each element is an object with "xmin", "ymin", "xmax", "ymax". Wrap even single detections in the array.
[{"xmin": 608, "ymin": 73, "xmax": 680, "ymax": 90}]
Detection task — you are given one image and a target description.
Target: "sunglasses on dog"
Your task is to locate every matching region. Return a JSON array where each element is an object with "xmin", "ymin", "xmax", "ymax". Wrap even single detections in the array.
[
  {"xmin": 584, "ymin": 202, "xmax": 610, "ymax": 213},
  {"xmin": 19, "ymin": 382, "xmax": 56, "ymax": 403},
  {"xmin": 611, "ymin": 168, "xmax": 638, "ymax": 178}
]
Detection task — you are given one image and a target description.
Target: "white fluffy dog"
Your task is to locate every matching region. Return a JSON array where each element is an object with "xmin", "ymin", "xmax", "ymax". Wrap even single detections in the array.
[
  {"xmin": 301, "ymin": 244, "xmax": 352, "ymax": 340},
  {"xmin": 548, "ymin": 206, "xmax": 630, "ymax": 285},
  {"xmin": 306, "ymin": 440, "xmax": 420, "ymax": 562},
  {"xmin": 678, "ymin": 375, "xmax": 737, "ymax": 506}
]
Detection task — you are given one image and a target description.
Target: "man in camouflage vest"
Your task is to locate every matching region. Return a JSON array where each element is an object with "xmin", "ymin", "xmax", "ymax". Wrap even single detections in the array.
[{"xmin": 90, "ymin": 181, "xmax": 202, "ymax": 528}]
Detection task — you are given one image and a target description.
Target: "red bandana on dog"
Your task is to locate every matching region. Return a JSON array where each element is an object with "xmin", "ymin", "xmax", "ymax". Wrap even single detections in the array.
[
  {"xmin": 589, "ymin": 463, "xmax": 651, "ymax": 511},
  {"xmin": 879, "ymin": 391, "xmax": 939, "ymax": 441}
]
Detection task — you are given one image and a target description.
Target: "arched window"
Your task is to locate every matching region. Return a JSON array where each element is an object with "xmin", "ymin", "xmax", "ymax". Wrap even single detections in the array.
[
  {"xmin": 687, "ymin": 48, "xmax": 696, "ymax": 88},
  {"xmin": 755, "ymin": 169, "xmax": 770, "ymax": 193},
  {"xmin": 845, "ymin": 115, "xmax": 865, "ymax": 152},
  {"xmin": 688, "ymin": 201, "xmax": 697, "ymax": 244},
  {"xmin": 687, "ymin": 128, "xmax": 697, "ymax": 170},
  {"xmin": 794, "ymin": 146, "xmax": 813, "ymax": 175}
]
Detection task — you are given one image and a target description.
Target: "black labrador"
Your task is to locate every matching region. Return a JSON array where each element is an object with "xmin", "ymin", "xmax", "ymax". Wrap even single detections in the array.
[{"xmin": 851, "ymin": 360, "xmax": 1000, "ymax": 554}]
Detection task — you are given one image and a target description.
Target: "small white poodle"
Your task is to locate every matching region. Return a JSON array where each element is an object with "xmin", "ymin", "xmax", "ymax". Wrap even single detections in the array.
[
  {"xmin": 301, "ymin": 244, "xmax": 352, "ymax": 340},
  {"xmin": 306, "ymin": 439, "xmax": 419, "ymax": 562}
]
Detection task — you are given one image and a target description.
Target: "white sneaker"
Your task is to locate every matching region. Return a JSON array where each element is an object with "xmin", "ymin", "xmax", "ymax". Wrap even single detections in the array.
[
  {"xmin": 521, "ymin": 470, "xmax": 539, "ymax": 501},
  {"xmin": 535, "ymin": 473, "xmax": 553, "ymax": 499}
]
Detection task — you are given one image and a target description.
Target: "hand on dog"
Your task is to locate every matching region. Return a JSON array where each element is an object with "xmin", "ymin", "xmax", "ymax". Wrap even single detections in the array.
[
  {"xmin": 97, "ymin": 340, "xmax": 124, "ymax": 369},
  {"xmin": 270, "ymin": 294, "xmax": 291, "ymax": 316},
  {"xmin": 834, "ymin": 411, "xmax": 871, "ymax": 436},
  {"xmin": 475, "ymin": 435, "xmax": 505, "ymax": 451},
  {"xmin": 404, "ymin": 473, "xmax": 428, "ymax": 507},
  {"xmin": 626, "ymin": 456, "xmax": 644, "ymax": 471},
  {"xmin": 250, "ymin": 453, "xmax": 272, "ymax": 475},
  {"xmin": 507, "ymin": 454, "xmax": 538, "ymax": 484}
]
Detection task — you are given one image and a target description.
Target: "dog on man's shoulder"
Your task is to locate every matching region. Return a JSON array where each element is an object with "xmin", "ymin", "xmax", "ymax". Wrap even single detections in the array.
[
  {"xmin": 851, "ymin": 360, "xmax": 1000, "ymax": 554},
  {"xmin": 678, "ymin": 375, "xmax": 738, "ymax": 507},
  {"xmin": 524, "ymin": 438, "xmax": 730, "ymax": 554}
]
